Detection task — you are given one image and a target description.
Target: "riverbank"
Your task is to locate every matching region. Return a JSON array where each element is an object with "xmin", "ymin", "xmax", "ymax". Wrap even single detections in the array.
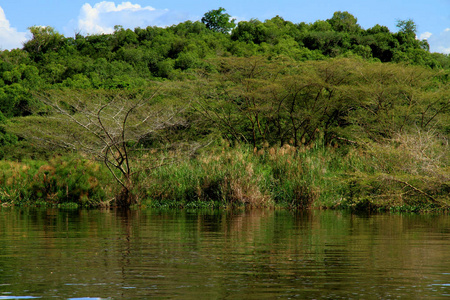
[
  {"xmin": 1, "ymin": 134, "xmax": 448, "ymax": 212},
  {"xmin": 1, "ymin": 11, "xmax": 449, "ymax": 212}
]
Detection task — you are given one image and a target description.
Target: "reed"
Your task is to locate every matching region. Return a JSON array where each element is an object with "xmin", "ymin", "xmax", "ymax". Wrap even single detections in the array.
[
  {"xmin": 142, "ymin": 141, "xmax": 353, "ymax": 209},
  {"xmin": 142, "ymin": 144, "xmax": 273, "ymax": 207}
]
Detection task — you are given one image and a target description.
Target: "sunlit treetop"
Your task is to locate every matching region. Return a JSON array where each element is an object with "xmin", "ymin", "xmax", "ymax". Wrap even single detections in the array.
[{"xmin": 201, "ymin": 7, "xmax": 236, "ymax": 34}]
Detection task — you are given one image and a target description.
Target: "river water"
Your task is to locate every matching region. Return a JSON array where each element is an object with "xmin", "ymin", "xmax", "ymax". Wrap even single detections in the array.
[{"xmin": 0, "ymin": 208, "xmax": 449, "ymax": 299}]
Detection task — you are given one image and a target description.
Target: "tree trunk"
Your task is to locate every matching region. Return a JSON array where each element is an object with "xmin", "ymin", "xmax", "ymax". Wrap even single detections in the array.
[{"xmin": 115, "ymin": 178, "xmax": 136, "ymax": 207}]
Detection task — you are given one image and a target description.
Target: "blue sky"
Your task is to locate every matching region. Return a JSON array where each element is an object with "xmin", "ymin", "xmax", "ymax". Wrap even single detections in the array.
[{"xmin": 1, "ymin": 0, "xmax": 449, "ymax": 53}]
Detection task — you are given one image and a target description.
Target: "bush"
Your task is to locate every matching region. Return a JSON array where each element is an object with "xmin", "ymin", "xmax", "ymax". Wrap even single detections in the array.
[{"xmin": 341, "ymin": 130, "xmax": 450, "ymax": 210}]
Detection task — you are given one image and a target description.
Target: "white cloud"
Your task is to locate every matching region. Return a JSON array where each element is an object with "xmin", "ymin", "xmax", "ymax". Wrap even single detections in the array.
[
  {"xmin": 77, "ymin": 1, "xmax": 183, "ymax": 35},
  {"xmin": 419, "ymin": 32, "xmax": 432, "ymax": 40},
  {"xmin": 428, "ymin": 28, "xmax": 450, "ymax": 54},
  {"xmin": 0, "ymin": 6, "xmax": 28, "ymax": 50}
]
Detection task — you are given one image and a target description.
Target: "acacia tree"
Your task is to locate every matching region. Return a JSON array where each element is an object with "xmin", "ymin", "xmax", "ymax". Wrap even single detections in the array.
[
  {"xmin": 196, "ymin": 56, "xmax": 449, "ymax": 149},
  {"xmin": 195, "ymin": 56, "xmax": 286, "ymax": 147},
  {"xmin": 11, "ymin": 86, "xmax": 193, "ymax": 207}
]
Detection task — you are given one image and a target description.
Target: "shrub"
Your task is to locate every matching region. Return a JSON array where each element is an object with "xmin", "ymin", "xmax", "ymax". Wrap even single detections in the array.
[
  {"xmin": 341, "ymin": 129, "xmax": 450, "ymax": 210},
  {"xmin": 0, "ymin": 156, "xmax": 112, "ymax": 206}
]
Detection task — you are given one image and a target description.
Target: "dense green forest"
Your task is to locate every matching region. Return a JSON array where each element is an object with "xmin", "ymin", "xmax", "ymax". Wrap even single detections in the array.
[{"xmin": 0, "ymin": 9, "xmax": 449, "ymax": 210}]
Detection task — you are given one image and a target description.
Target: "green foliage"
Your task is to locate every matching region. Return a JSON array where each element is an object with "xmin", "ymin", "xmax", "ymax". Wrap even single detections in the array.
[
  {"xmin": 0, "ymin": 156, "xmax": 111, "ymax": 206},
  {"xmin": 0, "ymin": 9, "xmax": 444, "ymax": 100},
  {"xmin": 396, "ymin": 19, "xmax": 417, "ymax": 36},
  {"xmin": 23, "ymin": 26, "xmax": 65, "ymax": 61},
  {"xmin": 174, "ymin": 52, "xmax": 201, "ymax": 70},
  {"xmin": 201, "ymin": 7, "xmax": 236, "ymax": 34},
  {"xmin": 231, "ymin": 19, "xmax": 265, "ymax": 43},
  {"xmin": 0, "ymin": 83, "xmax": 39, "ymax": 117},
  {"xmin": 197, "ymin": 57, "xmax": 449, "ymax": 149},
  {"xmin": 0, "ymin": 11, "xmax": 449, "ymax": 209},
  {"xmin": 0, "ymin": 112, "xmax": 18, "ymax": 158},
  {"xmin": 310, "ymin": 20, "xmax": 333, "ymax": 32},
  {"xmin": 327, "ymin": 11, "xmax": 361, "ymax": 33}
]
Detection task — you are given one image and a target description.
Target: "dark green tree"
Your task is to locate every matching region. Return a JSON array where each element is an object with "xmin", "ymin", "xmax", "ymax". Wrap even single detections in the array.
[
  {"xmin": 23, "ymin": 26, "xmax": 65, "ymax": 60},
  {"xmin": 231, "ymin": 19, "xmax": 266, "ymax": 43},
  {"xmin": 201, "ymin": 7, "xmax": 236, "ymax": 33},
  {"xmin": 396, "ymin": 19, "xmax": 417, "ymax": 36},
  {"xmin": 327, "ymin": 11, "xmax": 361, "ymax": 33}
]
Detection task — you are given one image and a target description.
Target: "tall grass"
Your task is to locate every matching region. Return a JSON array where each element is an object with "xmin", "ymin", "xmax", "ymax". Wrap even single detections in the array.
[
  {"xmin": 141, "ymin": 131, "xmax": 449, "ymax": 211},
  {"xmin": 142, "ymin": 144, "xmax": 273, "ymax": 207},
  {"xmin": 141, "ymin": 141, "xmax": 354, "ymax": 209},
  {"xmin": 1, "ymin": 130, "xmax": 447, "ymax": 211}
]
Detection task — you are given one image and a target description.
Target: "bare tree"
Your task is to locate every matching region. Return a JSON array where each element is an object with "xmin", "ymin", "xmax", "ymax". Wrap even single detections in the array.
[{"xmin": 11, "ymin": 86, "xmax": 193, "ymax": 206}]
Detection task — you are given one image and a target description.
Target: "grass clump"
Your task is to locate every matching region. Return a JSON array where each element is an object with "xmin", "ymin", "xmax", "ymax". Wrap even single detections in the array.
[
  {"xmin": 142, "ymin": 141, "xmax": 350, "ymax": 209},
  {"xmin": 0, "ymin": 155, "xmax": 112, "ymax": 207},
  {"xmin": 143, "ymin": 144, "xmax": 273, "ymax": 208}
]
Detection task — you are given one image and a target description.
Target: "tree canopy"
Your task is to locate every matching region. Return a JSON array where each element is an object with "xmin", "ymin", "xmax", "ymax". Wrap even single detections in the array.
[
  {"xmin": 396, "ymin": 19, "xmax": 417, "ymax": 36},
  {"xmin": 0, "ymin": 9, "xmax": 448, "ymax": 208},
  {"xmin": 201, "ymin": 7, "xmax": 236, "ymax": 33}
]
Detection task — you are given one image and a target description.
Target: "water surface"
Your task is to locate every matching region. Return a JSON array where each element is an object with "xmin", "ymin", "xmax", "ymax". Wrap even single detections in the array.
[{"xmin": 0, "ymin": 208, "xmax": 449, "ymax": 299}]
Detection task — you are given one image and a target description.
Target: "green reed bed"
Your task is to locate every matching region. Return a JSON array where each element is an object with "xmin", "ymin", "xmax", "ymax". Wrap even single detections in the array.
[
  {"xmin": 143, "ymin": 133, "xmax": 449, "ymax": 211},
  {"xmin": 142, "ymin": 144, "xmax": 274, "ymax": 208},
  {"xmin": 142, "ymin": 142, "xmax": 354, "ymax": 209},
  {"xmin": 1, "ymin": 132, "xmax": 448, "ymax": 211}
]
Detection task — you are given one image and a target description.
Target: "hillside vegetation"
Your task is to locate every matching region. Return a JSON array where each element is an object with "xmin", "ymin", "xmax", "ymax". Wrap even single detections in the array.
[{"xmin": 0, "ymin": 9, "xmax": 449, "ymax": 210}]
